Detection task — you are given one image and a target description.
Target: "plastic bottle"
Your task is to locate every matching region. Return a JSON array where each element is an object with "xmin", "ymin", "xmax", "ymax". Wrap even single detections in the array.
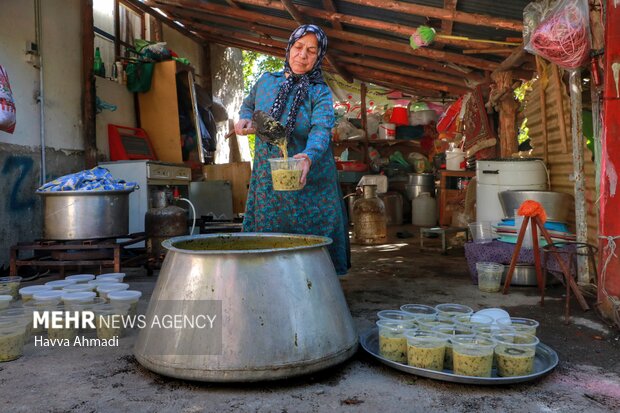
[
  {"xmin": 94, "ymin": 47, "xmax": 104, "ymax": 77},
  {"xmin": 412, "ymin": 192, "xmax": 437, "ymax": 227}
]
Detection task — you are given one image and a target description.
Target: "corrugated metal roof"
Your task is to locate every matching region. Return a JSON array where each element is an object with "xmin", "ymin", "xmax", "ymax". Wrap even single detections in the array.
[{"xmin": 144, "ymin": 0, "xmax": 533, "ymax": 96}]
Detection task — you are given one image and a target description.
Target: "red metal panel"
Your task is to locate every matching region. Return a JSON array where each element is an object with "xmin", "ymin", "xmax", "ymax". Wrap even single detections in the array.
[{"xmin": 599, "ymin": 1, "xmax": 620, "ymax": 300}]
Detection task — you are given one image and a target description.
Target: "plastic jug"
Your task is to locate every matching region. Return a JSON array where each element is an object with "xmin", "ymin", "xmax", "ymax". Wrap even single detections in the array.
[
  {"xmin": 412, "ymin": 192, "xmax": 437, "ymax": 226},
  {"xmin": 446, "ymin": 148, "xmax": 466, "ymax": 171}
]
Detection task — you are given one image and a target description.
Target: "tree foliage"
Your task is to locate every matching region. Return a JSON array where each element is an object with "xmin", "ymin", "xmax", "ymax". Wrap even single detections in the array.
[{"xmin": 242, "ymin": 51, "xmax": 284, "ymax": 94}]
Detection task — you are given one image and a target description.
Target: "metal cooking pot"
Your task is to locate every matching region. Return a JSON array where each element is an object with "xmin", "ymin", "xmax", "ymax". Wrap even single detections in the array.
[
  {"xmin": 406, "ymin": 173, "xmax": 435, "ymax": 201},
  {"xmin": 499, "ymin": 190, "xmax": 573, "ymax": 222},
  {"xmin": 38, "ymin": 190, "xmax": 133, "ymax": 240},
  {"xmin": 501, "ymin": 264, "xmax": 560, "ymax": 286},
  {"xmin": 134, "ymin": 233, "xmax": 358, "ymax": 382}
]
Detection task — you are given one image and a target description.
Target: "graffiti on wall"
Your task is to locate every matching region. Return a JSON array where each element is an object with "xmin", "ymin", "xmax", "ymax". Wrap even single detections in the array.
[{"xmin": 2, "ymin": 155, "xmax": 36, "ymax": 211}]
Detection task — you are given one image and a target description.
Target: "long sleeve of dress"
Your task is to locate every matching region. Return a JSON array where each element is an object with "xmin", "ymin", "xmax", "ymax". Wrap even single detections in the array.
[{"xmin": 302, "ymin": 84, "xmax": 335, "ymax": 165}]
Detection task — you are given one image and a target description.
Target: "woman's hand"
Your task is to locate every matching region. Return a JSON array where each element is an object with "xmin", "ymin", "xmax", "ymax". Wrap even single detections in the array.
[
  {"xmin": 293, "ymin": 153, "xmax": 311, "ymax": 188},
  {"xmin": 234, "ymin": 119, "xmax": 256, "ymax": 136}
]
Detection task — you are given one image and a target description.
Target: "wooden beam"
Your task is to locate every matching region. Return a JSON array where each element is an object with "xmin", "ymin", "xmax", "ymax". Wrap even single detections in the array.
[
  {"xmin": 280, "ymin": 0, "xmax": 353, "ymax": 82},
  {"xmin": 322, "ymin": 0, "xmax": 343, "ymax": 30},
  {"xmin": 158, "ymin": 5, "xmax": 485, "ymax": 88},
  {"xmin": 345, "ymin": 65, "xmax": 447, "ymax": 97},
  {"xmin": 155, "ymin": 3, "xmax": 483, "ymax": 81},
  {"xmin": 442, "ymin": 0, "xmax": 458, "ymax": 35},
  {"xmin": 125, "ymin": 0, "xmax": 207, "ymax": 45},
  {"xmin": 81, "ymin": 0, "xmax": 97, "ymax": 169},
  {"xmin": 492, "ymin": 44, "xmax": 528, "ymax": 75},
  {"xmin": 491, "ymin": 71, "xmax": 519, "ymax": 157},
  {"xmin": 343, "ymin": 0, "xmax": 523, "ymax": 32},
  {"xmin": 463, "ymin": 48, "xmax": 514, "ymax": 55},
  {"xmin": 235, "ymin": 0, "xmax": 511, "ymax": 51},
  {"xmin": 337, "ymin": 55, "xmax": 470, "ymax": 93},
  {"xmin": 147, "ymin": 0, "xmax": 499, "ymax": 71},
  {"xmin": 329, "ymin": 40, "xmax": 484, "ymax": 82}
]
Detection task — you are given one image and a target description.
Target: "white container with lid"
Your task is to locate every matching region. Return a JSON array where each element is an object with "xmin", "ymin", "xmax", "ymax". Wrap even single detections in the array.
[
  {"xmin": 108, "ymin": 290, "xmax": 142, "ymax": 316},
  {"xmin": 0, "ymin": 295, "xmax": 12, "ymax": 310},
  {"xmin": 19, "ymin": 285, "xmax": 53, "ymax": 302},
  {"xmin": 61, "ymin": 291, "xmax": 97, "ymax": 304},
  {"xmin": 446, "ymin": 148, "xmax": 466, "ymax": 171},
  {"xmin": 97, "ymin": 283, "xmax": 130, "ymax": 300},
  {"xmin": 476, "ymin": 159, "xmax": 548, "ymax": 223},
  {"xmin": 45, "ymin": 280, "xmax": 77, "ymax": 290},
  {"xmin": 97, "ymin": 273, "xmax": 126, "ymax": 283},
  {"xmin": 32, "ymin": 290, "xmax": 64, "ymax": 305},
  {"xmin": 65, "ymin": 274, "xmax": 96, "ymax": 284},
  {"xmin": 62, "ymin": 284, "xmax": 96, "ymax": 293}
]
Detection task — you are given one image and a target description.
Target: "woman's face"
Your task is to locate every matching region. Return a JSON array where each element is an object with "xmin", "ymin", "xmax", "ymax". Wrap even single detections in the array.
[{"xmin": 288, "ymin": 33, "xmax": 319, "ymax": 75}]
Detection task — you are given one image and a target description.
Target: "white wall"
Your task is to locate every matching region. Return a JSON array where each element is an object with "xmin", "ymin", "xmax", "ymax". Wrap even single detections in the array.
[{"xmin": 0, "ymin": 0, "xmax": 83, "ymax": 151}]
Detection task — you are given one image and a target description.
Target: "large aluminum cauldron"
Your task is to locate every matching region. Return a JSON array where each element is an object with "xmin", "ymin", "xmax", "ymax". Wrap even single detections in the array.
[{"xmin": 134, "ymin": 233, "xmax": 358, "ymax": 382}]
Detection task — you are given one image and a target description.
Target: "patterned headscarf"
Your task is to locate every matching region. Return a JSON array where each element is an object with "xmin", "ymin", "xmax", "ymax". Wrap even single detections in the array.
[{"xmin": 269, "ymin": 24, "xmax": 328, "ymax": 140}]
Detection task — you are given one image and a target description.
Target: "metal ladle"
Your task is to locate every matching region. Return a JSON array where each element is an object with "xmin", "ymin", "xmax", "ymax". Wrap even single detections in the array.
[{"xmin": 252, "ymin": 110, "xmax": 287, "ymax": 147}]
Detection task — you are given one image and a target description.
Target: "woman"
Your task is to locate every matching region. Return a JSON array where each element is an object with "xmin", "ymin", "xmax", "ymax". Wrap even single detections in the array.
[{"xmin": 235, "ymin": 24, "xmax": 350, "ymax": 275}]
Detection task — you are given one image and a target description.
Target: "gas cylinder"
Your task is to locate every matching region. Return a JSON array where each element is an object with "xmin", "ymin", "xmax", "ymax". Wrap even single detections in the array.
[
  {"xmin": 353, "ymin": 184, "xmax": 387, "ymax": 245},
  {"xmin": 145, "ymin": 190, "xmax": 187, "ymax": 259}
]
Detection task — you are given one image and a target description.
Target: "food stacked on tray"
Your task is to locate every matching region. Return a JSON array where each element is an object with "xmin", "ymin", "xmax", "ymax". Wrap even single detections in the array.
[{"xmin": 371, "ymin": 303, "xmax": 550, "ymax": 380}]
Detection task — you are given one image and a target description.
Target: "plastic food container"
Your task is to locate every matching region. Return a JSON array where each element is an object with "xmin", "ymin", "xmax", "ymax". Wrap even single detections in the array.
[
  {"xmin": 47, "ymin": 314, "xmax": 78, "ymax": 341},
  {"xmin": 61, "ymin": 291, "xmax": 97, "ymax": 304},
  {"xmin": 435, "ymin": 303, "xmax": 474, "ymax": 318},
  {"xmin": 377, "ymin": 310, "xmax": 417, "ymax": 323},
  {"xmin": 0, "ymin": 319, "xmax": 28, "ymax": 362},
  {"xmin": 399, "ymin": 304, "xmax": 437, "ymax": 320},
  {"xmin": 376, "ymin": 320, "xmax": 416, "ymax": 363},
  {"xmin": 96, "ymin": 273, "xmax": 126, "ymax": 283},
  {"xmin": 268, "ymin": 158, "xmax": 304, "ymax": 191},
  {"xmin": 404, "ymin": 330, "xmax": 447, "ymax": 371},
  {"xmin": 19, "ymin": 285, "xmax": 53, "ymax": 302},
  {"xmin": 97, "ymin": 283, "xmax": 130, "ymax": 301},
  {"xmin": 45, "ymin": 279, "xmax": 78, "ymax": 290},
  {"xmin": 476, "ymin": 262, "xmax": 504, "ymax": 292},
  {"xmin": 433, "ymin": 325, "xmax": 476, "ymax": 370},
  {"xmin": 496, "ymin": 317, "xmax": 539, "ymax": 337},
  {"xmin": 65, "ymin": 274, "xmax": 96, "ymax": 284},
  {"xmin": 468, "ymin": 222, "xmax": 494, "ymax": 244},
  {"xmin": 416, "ymin": 317, "xmax": 455, "ymax": 332},
  {"xmin": 1, "ymin": 307, "xmax": 34, "ymax": 338},
  {"xmin": 62, "ymin": 284, "xmax": 96, "ymax": 293},
  {"xmin": 0, "ymin": 295, "xmax": 12, "ymax": 310},
  {"xmin": 32, "ymin": 290, "xmax": 64, "ymax": 306},
  {"xmin": 87, "ymin": 279, "xmax": 117, "ymax": 288},
  {"xmin": 94, "ymin": 304, "xmax": 130, "ymax": 340},
  {"xmin": 493, "ymin": 333, "xmax": 539, "ymax": 377},
  {"xmin": 21, "ymin": 302, "xmax": 64, "ymax": 335},
  {"xmin": 0, "ymin": 276, "xmax": 22, "ymax": 300},
  {"xmin": 452, "ymin": 336, "xmax": 496, "ymax": 377},
  {"xmin": 454, "ymin": 314, "xmax": 494, "ymax": 330},
  {"xmin": 107, "ymin": 290, "xmax": 142, "ymax": 317}
]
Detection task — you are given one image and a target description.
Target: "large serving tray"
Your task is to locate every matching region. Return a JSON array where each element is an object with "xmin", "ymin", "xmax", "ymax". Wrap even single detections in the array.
[{"xmin": 360, "ymin": 327, "xmax": 559, "ymax": 385}]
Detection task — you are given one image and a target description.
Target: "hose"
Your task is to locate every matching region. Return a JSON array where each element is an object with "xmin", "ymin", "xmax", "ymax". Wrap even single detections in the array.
[{"xmin": 178, "ymin": 198, "xmax": 197, "ymax": 235}]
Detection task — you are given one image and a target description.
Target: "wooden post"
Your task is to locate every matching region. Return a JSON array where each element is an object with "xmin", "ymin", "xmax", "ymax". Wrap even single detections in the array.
[
  {"xmin": 491, "ymin": 71, "xmax": 519, "ymax": 157},
  {"xmin": 568, "ymin": 69, "xmax": 590, "ymax": 283},
  {"xmin": 360, "ymin": 82, "xmax": 368, "ymax": 164},
  {"xmin": 82, "ymin": 0, "xmax": 97, "ymax": 168}
]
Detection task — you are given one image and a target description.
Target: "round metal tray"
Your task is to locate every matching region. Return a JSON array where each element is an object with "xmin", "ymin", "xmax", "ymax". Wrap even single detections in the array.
[{"xmin": 360, "ymin": 327, "xmax": 559, "ymax": 385}]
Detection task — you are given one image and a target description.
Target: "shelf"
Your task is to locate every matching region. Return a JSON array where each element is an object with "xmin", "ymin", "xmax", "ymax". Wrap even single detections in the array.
[{"xmin": 333, "ymin": 139, "xmax": 421, "ymax": 146}]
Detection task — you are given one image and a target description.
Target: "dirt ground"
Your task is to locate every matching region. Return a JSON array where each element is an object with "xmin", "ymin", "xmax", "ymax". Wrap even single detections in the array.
[{"xmin": 1, "ymin": 226, "xmax": 619, "ymax": 413}]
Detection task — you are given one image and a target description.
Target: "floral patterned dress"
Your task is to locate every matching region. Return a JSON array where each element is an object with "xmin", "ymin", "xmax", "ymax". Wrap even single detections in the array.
[{"xmin": 239, "ymin": 71, "xmax": 350, "ymax": 275}]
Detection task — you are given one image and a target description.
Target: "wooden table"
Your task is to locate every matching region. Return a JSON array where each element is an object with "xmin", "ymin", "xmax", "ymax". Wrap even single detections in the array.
[{"xmin": 438, "ymin": 170, "xmax": 476, "ymax": 226}]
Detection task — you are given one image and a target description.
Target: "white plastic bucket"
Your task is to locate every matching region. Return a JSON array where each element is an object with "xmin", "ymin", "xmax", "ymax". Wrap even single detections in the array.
[
  {"xmin": 446, "ymin": 149, "xmax": 465, "ymax": 171},
  {"xmin": 378, "ymin": 123, "xmax": 396, "ymax": 140}
]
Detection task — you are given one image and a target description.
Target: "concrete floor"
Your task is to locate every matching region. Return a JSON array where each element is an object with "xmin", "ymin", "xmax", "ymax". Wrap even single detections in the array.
[{"xmin": 2, "ymin": 226, "xmax": 620, "ymax": 413}]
